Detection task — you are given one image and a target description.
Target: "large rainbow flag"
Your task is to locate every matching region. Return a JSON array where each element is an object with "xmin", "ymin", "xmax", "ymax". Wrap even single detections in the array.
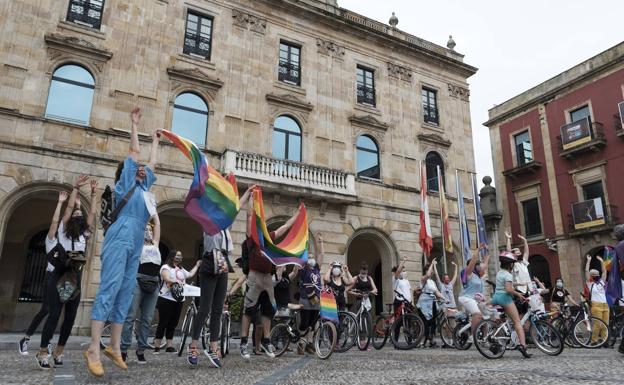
[
  {"xmin": 250, "ymin": 187, "xmax": 309, "ymax": 266},
  {"xmin": 159, "ymin": 130, "xmax": 240, "ymax": 235}
]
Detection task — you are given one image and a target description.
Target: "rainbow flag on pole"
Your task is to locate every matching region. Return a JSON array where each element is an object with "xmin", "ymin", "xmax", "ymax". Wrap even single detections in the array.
[
  {"xmin": 250, "ymin": 187, "xmax": 309, "ymax": 266},
  {"xmin": 159, "ymin": 130, "xmax": 240, "ymax": 235}
]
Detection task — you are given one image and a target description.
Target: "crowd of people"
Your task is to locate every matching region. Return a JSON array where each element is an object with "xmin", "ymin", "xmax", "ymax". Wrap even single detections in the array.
[{"xmin": 15, "ymin": 108, "xmax": 624, "ymax": 376}]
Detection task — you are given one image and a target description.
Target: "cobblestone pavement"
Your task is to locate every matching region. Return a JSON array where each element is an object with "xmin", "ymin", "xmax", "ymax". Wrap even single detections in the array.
[{"xmin": 4, "ymin": 345, "xmax": 622, "ymax": 385}]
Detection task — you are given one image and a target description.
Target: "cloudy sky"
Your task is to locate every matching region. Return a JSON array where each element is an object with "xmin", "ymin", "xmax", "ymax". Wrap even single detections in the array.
[{"xmin": 339, "ymin": 0, "xmax": 624, "ymax": 185}]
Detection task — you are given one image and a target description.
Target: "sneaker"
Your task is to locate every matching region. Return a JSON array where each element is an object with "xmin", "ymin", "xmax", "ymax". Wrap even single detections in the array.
[
  {"xmin": 53, "ymin": 354, "xmax": 63, "ymax": 367},
  {"xmin": 35, "ymin": 353, "xmax": 52, "ymax": 370},
  {"xmin": 153, "ymin": 347, "xmax": 161, "ymax": 355},
  {"xmin": 204, "ymin": 349, "xmax": 222, "ymax": 368},
  {"xmin": 18, "ymin": 338, "xmax": 29, "ymax": 356},
  {"xmin": 47, "ymin": 344, "xmax": 52, "ymax": 355},
  {"xmin": 121, "ymin": 352, "xmax": 127, "ymax": 362},
  {"xmin": 135, "ymin": 351, "xmax": 147, "ymax": 364},
  {"xmin": 467, "ymin": 336, "xmax": 474, "ymax": 344},
  {"xmin": 240, "ymin": 343, "xmax": 250, "ymax": 359},
  {"xmin": 261, "ymin": 342, "xmax": 276, "ymax": 358},
  {"xmin": 165, "ymin": 347, "xmax": 176, "ymax": 353},
  {"xmin": 186, "ymin": 346, "xmax": 199, "ymax": 367}
]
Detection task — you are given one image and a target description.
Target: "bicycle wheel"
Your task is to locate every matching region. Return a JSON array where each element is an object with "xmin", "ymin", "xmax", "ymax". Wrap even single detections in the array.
[
  {"xmin": 452, "ymin": 322, "xmax": 472, "ymax": 350},
  {"xmin": 314, "ymin": 320, "xmax": 337, "ymax": 360},
  {"xmin": 336, "ymin": 312, "xmax": 357, "ymax": 353},
  {"xmin": 372, "ymin": 315, "xmax": 389, "ymax": 350},
  {"xmin": 220, "ymin": 313, "xmax": 231, "ymax": 357},
  {"xmin": 473, "ymin": 319, "xmax": 506, "ymax": 359},
  {"xmin": 439, "ymin": 317, "xmax": 455, "ymax": 348},
  {"xmin": 356, "ymin": 311, "xmax": 372, "ymax": 351},
  {"xmin": 573, "ymin": 316, "xmax": 609, "ymax": 348},
  {"xmin": 530, "ymin": 320, "xmax": 563, "ymax": 356},
  {"xmin": 391, "ymin": 313, "xmax": 424, "ymax": 350},
  {"xmin": 177, "ymin": 310, "xmax": 194, "ymax": 357},
  {"xmin": 200, "ymin": 317, "xmax": 211, "ymax": 351},
  {"xmin": 269, "ymin": 323, "xmax": 291, "ymax": 357},
  {"xmin": 552, "ymin": 318, "xmax": 580, "ymax": 348},
  {"xmin": 99, "ymin": 321, "xmax": 113, "ymax": 350},
  {"xmin": 607, "ymin": 317, "xmax": 624, "ymax": 347}
]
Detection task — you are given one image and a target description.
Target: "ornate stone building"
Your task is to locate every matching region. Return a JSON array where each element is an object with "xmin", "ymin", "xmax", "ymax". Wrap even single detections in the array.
[{"xmin": 0, "ymin": 0, "xmax": 477, "ymax": 332}]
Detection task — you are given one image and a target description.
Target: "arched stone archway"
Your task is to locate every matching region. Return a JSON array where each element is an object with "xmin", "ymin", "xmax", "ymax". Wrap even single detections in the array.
[
  {"xmin": 345, "ymin": 227, "xmax": 398, "ymax": 315},
  {"xmin": 529, "ymin": 255, "xmax": 552, "ymax": 288}
]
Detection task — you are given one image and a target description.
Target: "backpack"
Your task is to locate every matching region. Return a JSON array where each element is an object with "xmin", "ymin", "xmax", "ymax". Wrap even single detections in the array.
[{"xmin": 100, "ymin": 185, "xmax": 137, "ymax": 235}]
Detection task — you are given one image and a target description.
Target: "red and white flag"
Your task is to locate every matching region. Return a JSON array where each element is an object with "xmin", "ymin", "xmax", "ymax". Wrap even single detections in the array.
[{"xmin": 419, "ymin": 164, "xmax": 433, "ymax": 258}]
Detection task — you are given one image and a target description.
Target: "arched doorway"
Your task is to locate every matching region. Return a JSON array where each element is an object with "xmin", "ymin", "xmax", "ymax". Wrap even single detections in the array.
[
  {"xmin": 346, "ymin": 228, "xmax": 397, "ymax": 315},
  {"xmin": 586, "ymin": 246, "xmax": 611, "ymax": 279},
  {"xmin": 529, "ymin": 255, "xmax": 551, "ymax": 288}
]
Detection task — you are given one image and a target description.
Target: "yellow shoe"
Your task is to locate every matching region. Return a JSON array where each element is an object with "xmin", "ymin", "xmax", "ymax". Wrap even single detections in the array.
[
  {"xmin": 103, "ymin": 346, "xmax": 128, "ymax": 370},
  {"xmin": 83, "ymin": 351, "xmax": 104, "ymax": 377}
]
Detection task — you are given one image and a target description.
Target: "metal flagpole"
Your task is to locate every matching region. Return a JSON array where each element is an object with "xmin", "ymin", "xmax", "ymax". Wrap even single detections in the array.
[
  {"xmin": 455, "ymin": 169, "xmax": 465, "ymax": 269},
  {"xmin": 437, "ymin": 165, "xmax": 446, "ymax": 274},
  {"xmin": 471, "ymin": 172, "xmax": 481, "ymax": 255}
]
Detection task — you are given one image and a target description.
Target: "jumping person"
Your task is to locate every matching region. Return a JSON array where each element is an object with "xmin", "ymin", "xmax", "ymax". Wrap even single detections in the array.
[
  {"xmin": 85, "ymin": 107, "xmax": 161, "ymax": 377},
  {"xmin": 457, "ymin": 247, "xmax": 490, "ymax": 340},
  {"xmin": 38, "ymin": 176, "xmax": 97, "ymax": 369},
  {"xmin": 491, "ymin": 251, "xmax": 531, "ymax": 358},
  {"xmin": 120, "ymin": 213, "xmax": 162, "ymax": 364},
  {"xmin": 19, "ymin": 191, "xmax": 69, "ymax": 357},
  {"xmin": 585, "ymin": 254, "xmax": 609, "ymax": 345}
]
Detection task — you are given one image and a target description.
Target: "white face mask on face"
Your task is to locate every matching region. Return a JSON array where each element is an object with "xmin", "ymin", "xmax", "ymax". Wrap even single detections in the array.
[
  {"xmin": 556, "ymin": 281, "xmax": 563, "ymax": 288},
  {"xmin": 308, "ymin": 259, "xmax": 316, "ymax": 268},
  {"xmin": 332, "ymin": 267, "xmax": 341, "ymax": 277}
]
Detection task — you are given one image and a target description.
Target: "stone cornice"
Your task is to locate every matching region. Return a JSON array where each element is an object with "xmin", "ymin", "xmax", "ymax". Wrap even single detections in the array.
[
  {"xmin": 416, "ymin": 133, "xmax": 451, "ymax": 148},
  {"xmin": 166, "ymin": 66, "xmax": 224, "ymax": 90},
  {"xmin": 265, "ymin": 93, "xmax": 313, "ymax": 112},
  {"xmin": 348, "ymin": 114, "xmax": 389, "ymax": 131},
  {"xmin": 448, "ymin": 83, "xmax": 470, "ymax": 101},
  {"xmin": 44, "ymin": 33, "xmax": 112, "ymax": 62}
]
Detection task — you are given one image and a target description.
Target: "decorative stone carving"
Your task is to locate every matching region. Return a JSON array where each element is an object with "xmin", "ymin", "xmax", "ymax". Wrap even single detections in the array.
[
  {"xmin": 316, "ymin": 38, "xmax": 345, "ymax": 59},
  {"xmin": 167, "ymin": 66, "xmax": 224, "ymax": 103},
  {"xmin": 44, "ymin": 33, "xmax": 112, "ymax": 62},
  {"xmin": 387, "ymin": 62, "xmax": 412, "ymax": 82},
  {"xmin": 265, "ymin": 93, "xmax": 313, "ymax": 112},
  {"xmin": 448, "ymin": 83, "xmax": 470, "ymax": 101},
  {"xmin": 417, "ymin": 133, "xmax": 452, "ymax": 148},
  {"xmin": 348, "ymin": 114, "xmax": 389, "ymax": 132},
  {"xmin": 232, "ymin": 9, "xmax": 267, "ymax": 34}
]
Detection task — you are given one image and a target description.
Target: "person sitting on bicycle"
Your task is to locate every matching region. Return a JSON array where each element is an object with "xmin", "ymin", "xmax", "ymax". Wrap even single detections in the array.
[
  {"xmin": 549, "ymin": 278, "xmax": 578, "ymax": 313},
  {"xmin": 274, "ymin": 266, "xmax": 297, "ymax": 316},
  {"xmin": 492, "ymin": 251, "xmax": 531, "ymax": 358},
  {"xmin": 527, "ymin": 277, "xmax": 548, "ymax": 314},
  {"xmin": 349, "ymin": 262, "xmax": 378, "ymax": 350},
  {"xmin": 324, "ymin": 261, "xmax": 354, "ymax": 312},
  {"xmin": 458, "ymin": 247, "xmax": 490, "ymax": 341},
  {"xmin": 433, "ymin": 259, "xmax": 458, "ymax": 316},
  {"xmin": 392, "ymin": 257, "xmax": 412, "ymax": 313},
  {"xmin": 417, "ymin": 259, "xmax": 448, "ymax": 348}
]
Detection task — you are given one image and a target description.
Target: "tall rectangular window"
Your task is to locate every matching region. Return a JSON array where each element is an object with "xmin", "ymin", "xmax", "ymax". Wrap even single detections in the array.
[
  {"xmin": 356, "ymin": 66, "xmax": 376, "ymax": 106},
  {"xmin": 66, "ymin": 0, "xmax": 105, "ymax": 30},
  {"xmin": 514, "ymin": 130, "xmax": 533, "ymax": 166},
  {"xmin": 278, "ymin": 42, "xmax": 301, "ymax": 86},
  {"xmin": 522, "ymin": 198, "xmax": 542, "ymax": 237},
  {"xmin": 582, "ymin": 181, "xmax": 605, "ymax": 208},
  {"xmin": 422, "ymin": 87, "xmax": 439, "ymax": 125},
  {"xmin": 570, "ymin": 105, "xmax": 591, "ymax": 124},
  {"xmin": 184, "ymin": 11, "xmax": 213, "ymax": 60}
]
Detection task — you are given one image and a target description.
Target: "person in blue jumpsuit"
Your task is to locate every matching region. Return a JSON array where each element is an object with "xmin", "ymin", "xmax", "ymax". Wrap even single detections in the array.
[{"xmin": 84, "ymin": 107, "xmax": 161, "ymax": 377}]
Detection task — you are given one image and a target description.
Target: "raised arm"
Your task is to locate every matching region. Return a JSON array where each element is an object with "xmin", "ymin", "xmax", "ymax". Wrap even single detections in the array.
[
  {"xmin": 129, "ymin": 107, "xmax": 141, "ymax": 161},
  {"xmin": 289, "ymin": 265, "xmax": 300, "ymax": 281},
  {"xmin": 466, "ymin": 250, "xmax": 479, "ymax": 279},
  {"xmin": 478, "ymin": 247, "xmax": 490, "ymax": 278},
  {"xmin": 534, "ymin": 277, "xmax": 546, "ymax": 290},
  {"xmin": 246, "ymin": 194, "xmax": 254, "ymax": 237},
  {"xmin": 316, "ymin": 233, "xmax": 324, "ymax": 266},
  {"xmin": 152, "ymin": 213, "xmax": 161, "ymax": 245},
  {"xmin": 146, "ymin": 129, "xmax": 161, "ymax": 171},
  {"xmin": 518, "ymin": 234, "xmax": 529, "ymax": 263},
  {"xmin": 424, "ymin": 258, "xmax": 436, "ymax": 279},
  {"xmin": 186, "ymin": 260, "xmax": 201, "ymax": 279},
  {"xmin": 62, "ymin": 174, "xmax": 89, "ymax": 227},
  {"xmin": 597, "ymin": 256, "xmax": 606, "ymax": 281},
  {"xmin": 343, "ymin": 265, "xmax": 354, "ymax": 286},
  {"xmin": 585, "ymin": 255, "xmax": 592, "ymax": 281},
  {"xmin": 505, "ymin": 229, "xmax": 512, "ymax": 251},
  {"xmin": 396, "ymin": 257, "xmax": 407, "ymax": 280},
  {"xmin": 450, "ymin": 261, "xmax": 458, "ymax": 285},
  {"xmin": 274, "ymin": 205, "xmax": 301, "ymax": 239},
  {"xmin": 86, "ymin": 179, "xmax": 98, "ymax": 232},
  {"xmin": 432, "ymin": 262, "xmax": 441, "ymax": 285},
  {"xmin": 239, "ymin": 185, "xmax": 257, "ymax": 213},
  {"xmin": 48, "ymin": 191, "xmax": 69, "ymax": 240},
  {"xmin": 323, "ymin": 264, "xmax": 331, "ymax": 283}
]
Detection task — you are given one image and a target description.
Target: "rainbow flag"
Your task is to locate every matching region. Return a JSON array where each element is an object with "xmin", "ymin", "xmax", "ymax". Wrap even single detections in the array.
[
  {"xmin": 604, "ymin": 245, "xmax": 615, "ymax": 272},
  {"xmin": 250, "ymin": 187, "xmax": 308, "ymax": 266},
  {"xmin": 159, "ymin": 130, "xmax": 240, "ymax": 235},
  {"xmin": 320, "ymin": 290, "xmax": 339, "ymax": 324}
]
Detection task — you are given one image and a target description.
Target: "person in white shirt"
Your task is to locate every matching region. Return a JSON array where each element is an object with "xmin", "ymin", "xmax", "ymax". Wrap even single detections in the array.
[
  {"xmin": 434, "ymin": 260, "xmax": 458, "ymax": 314},
  {"xmin": 392, "ymin": 257, "xmax": 412, "ymax": 311},
  {"xmin": 416, "ymin": 259, "xmax": 448, "ymax": 348},
  {"xmin": 585, "ymin": 255, "xmax": 608, "ymax": 344},
  {"xmin": 528, "ymin": 277, "xmax": 548, "ymax": 314},
  {"xmin": 506, "ymin": 231, "xmax": 531, "ymax": 295}
]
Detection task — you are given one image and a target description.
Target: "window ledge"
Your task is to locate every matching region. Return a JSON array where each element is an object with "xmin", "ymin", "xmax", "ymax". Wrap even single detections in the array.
[
  {"xmin": 273, "ymin": 81, "xmax": 306, "ymax": 96},
  {"xmin": 356, "ymin": 176, "xmax": 383, "ymax": 185},
  {"xmin": 57, "ymin": 20, "xmax": 106, "ymax": 39},
  {"xmin": 422, "ymin": 121, "xmax": 443, "ymax": 132},
  {"xmin": 354, "ymin": 103, "xmax": 381, "ymax": 116},
  {"xmin": 175, "ymin": 54, "xmax": 216, "ymax": 71}
]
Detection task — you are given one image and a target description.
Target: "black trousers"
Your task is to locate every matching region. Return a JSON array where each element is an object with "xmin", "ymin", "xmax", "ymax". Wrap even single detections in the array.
[
  {"xmin": 191, "ymin": 272, "xmax": 228, "ymax": 343},
  {"xmin": 26, "ymin": 272, "xmax": 56, "ymax": 336},
  {"xmin": 155, "ymin": 297, "xmax": 183, "ymax": 340},
  {"xmin": 40, "ymin": 288, "xmax": 81, "ymax": 348},
  {"xmin": 422, "ymin": 302, "xmax": 437, "ymax": 342}
]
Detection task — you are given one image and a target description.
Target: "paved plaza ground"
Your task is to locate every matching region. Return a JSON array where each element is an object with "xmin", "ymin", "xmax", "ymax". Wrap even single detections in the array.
[{"xmin": 2, "ymin": 337, "xmax": 622, "ymax": 385}]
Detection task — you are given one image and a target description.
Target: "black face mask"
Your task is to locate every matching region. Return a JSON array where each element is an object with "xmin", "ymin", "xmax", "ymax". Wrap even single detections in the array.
[{"xmin": 71, "ymin": 216, "xmax": 86, "ymax": 228}]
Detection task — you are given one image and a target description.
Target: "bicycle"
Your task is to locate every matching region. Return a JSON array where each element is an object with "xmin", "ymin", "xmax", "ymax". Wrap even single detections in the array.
[
  {"xmin": 433, "ymin": 299, "xmax": 456, "ymax": 348},
  {"xmin": 100, "ymin": 315, "xmax": 164, "ymax": 350},
  {"xmin": 268, "ymin": 301, "xmax": 337, "ymax": 359},
  {"xmin": 216, "ymin": 297, "xmax": 232, "ymax": 357},
  {"xmin": 607, "ymin": 307, "xmax": 624, "ymax": 348},
  {"xmin": 372, "ymin": 290, "xmax": 424, "ymax": 350},
  {"xmin": 473, "ymin": 304, "xmax": 563, "ymax": 359},
  {"xmin": 349, "ymin": 289, "xmax": 374, "ymax": 350},
  {"xmin": 335, "ymin": 309, "xmax": 358, "ymax": 353},
  {"xmin": 551, "ymin": 298, "xmax": 610, "ymax": 349}
]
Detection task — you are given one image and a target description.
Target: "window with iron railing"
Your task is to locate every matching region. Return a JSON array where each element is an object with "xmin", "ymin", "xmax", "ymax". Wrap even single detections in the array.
[
  {"xmin": 66, "ymin": 0, "xmax": 105, "ymax": 30},
  {"xmin": 514, "ymin": 130, "xmax": 533, "ymax": 166},
  {"xmin": 356, "ymin": 66, "xmax": 376, "ymax": 106},
  {"xmin": 18, "ymin": 231, "xmax": 49, "ymax": 303},
  {"xmin": 422, "ymin": 87, "xmax": 439, "ymax": 125},
  {"xmin": 278, "ymin": 42, "xmax": 301, "ymax": 86},
  {"xmin": 183, "ymin": 11, "xmax": 213, "ymax": 60}
]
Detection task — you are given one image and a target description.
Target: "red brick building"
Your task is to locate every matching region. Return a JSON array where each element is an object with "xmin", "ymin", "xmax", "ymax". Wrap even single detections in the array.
[{"xmin": 485, "ymin": 42, "xmax": 624, "ymax": 296}]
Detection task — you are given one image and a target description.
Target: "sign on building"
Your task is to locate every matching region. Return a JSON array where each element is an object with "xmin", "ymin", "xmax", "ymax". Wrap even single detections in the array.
[
  {"xmin": 572, "ymin": 198, "xmax": 605, "ymax": 230},
  {"xmin": 560, "ymin": 117, "xmax": 592, "ymax": 150}
]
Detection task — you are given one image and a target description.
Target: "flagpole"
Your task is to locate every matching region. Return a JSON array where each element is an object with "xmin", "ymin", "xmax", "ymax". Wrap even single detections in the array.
[
  {"xmin": 437, "ymin": 165, "xmax": 446, "ymax": 275},
  {"xmin": 455, "ymin": 169, "xmax": 465, "ymax": 269},
  {"xmin": 471, "ymin": 172, "xmax": 480, "ymax": 255}
]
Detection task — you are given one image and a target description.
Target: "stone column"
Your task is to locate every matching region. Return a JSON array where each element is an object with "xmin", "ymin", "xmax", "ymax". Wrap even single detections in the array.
[{"xmin": 480, "ymin": 176, "xmax": 502, "ymax": 282}]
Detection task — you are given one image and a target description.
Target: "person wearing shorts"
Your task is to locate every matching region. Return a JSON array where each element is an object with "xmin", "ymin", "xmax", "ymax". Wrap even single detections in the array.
[{"xmin": 457, "ymin": 247, "xmax": 490, "ymax": 338}]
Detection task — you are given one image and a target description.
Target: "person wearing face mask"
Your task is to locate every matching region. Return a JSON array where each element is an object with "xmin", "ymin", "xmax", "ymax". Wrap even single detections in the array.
[
  {"xmin": 153, "ymin": 251, "xmax": 200, "ymax": 353},
  {"xmin": 433, "ymin": 260, "xmax": 458, "ymax": 313},
  {"xmin": 392, "ymin": 257, "xmax": 412, "ymax": 312},
  {"xmin": 324, "ymin": 261, "xmax": 354, "ymax": 312},
  {"xmin": 120, "ymin": 214, "xmax": 161, "ymax": 364},
  {"xmin": 292, "ymin": 233, "xmax": 324, "ymax": 354},
  {"xmin": 417, "ymin": 259, "xmax": 448, "ymax": 348},
  {"xmin": 457, "ymin": 247, "xmax": 490, "ymax": 340},
  {"xmin": 505, "ymin": 231, "xmax": 531, "ymax": 296},
  {"xmin": 584, "ymin": 254, "xmax": 609, "ymax": 345},
  {"xmin": 549, "ymin": 278, "xmax": 577, "ymax": 312},
  {"xmin": 527, "ymin": 277, "xmax": 548, "ymax": 314}
]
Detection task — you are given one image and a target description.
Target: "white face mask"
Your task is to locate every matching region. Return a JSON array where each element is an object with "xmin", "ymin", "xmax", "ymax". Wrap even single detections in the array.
[
  {"xmin": 332, "ymin": 267, "xmax": 341, "ymax": 277},
  {"xmin": 308, "ymin": 259, "xmax": 316, "ymax": 268},
  {"xmin": 399, "ymin": 272, "xmax": 405, "ymax": 280},
  {"xmin": 556, "ymin": 281, "xmax": 563, "ymax": 288}
]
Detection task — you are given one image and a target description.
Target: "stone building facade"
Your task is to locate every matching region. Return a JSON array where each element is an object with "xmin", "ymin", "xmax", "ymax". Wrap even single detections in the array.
[
  {"xmin": 0, "ymin": 0, "xmax": 477, "ymax": 332},
  {"xmin": 485, "ymin": 42, "xmax": 624, "ymax": 297}
]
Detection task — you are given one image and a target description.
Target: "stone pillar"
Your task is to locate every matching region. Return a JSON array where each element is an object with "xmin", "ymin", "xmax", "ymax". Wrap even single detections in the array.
[{"xmin": 480, "ymin": 176, "xmax": 502, "ymax": 281}]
